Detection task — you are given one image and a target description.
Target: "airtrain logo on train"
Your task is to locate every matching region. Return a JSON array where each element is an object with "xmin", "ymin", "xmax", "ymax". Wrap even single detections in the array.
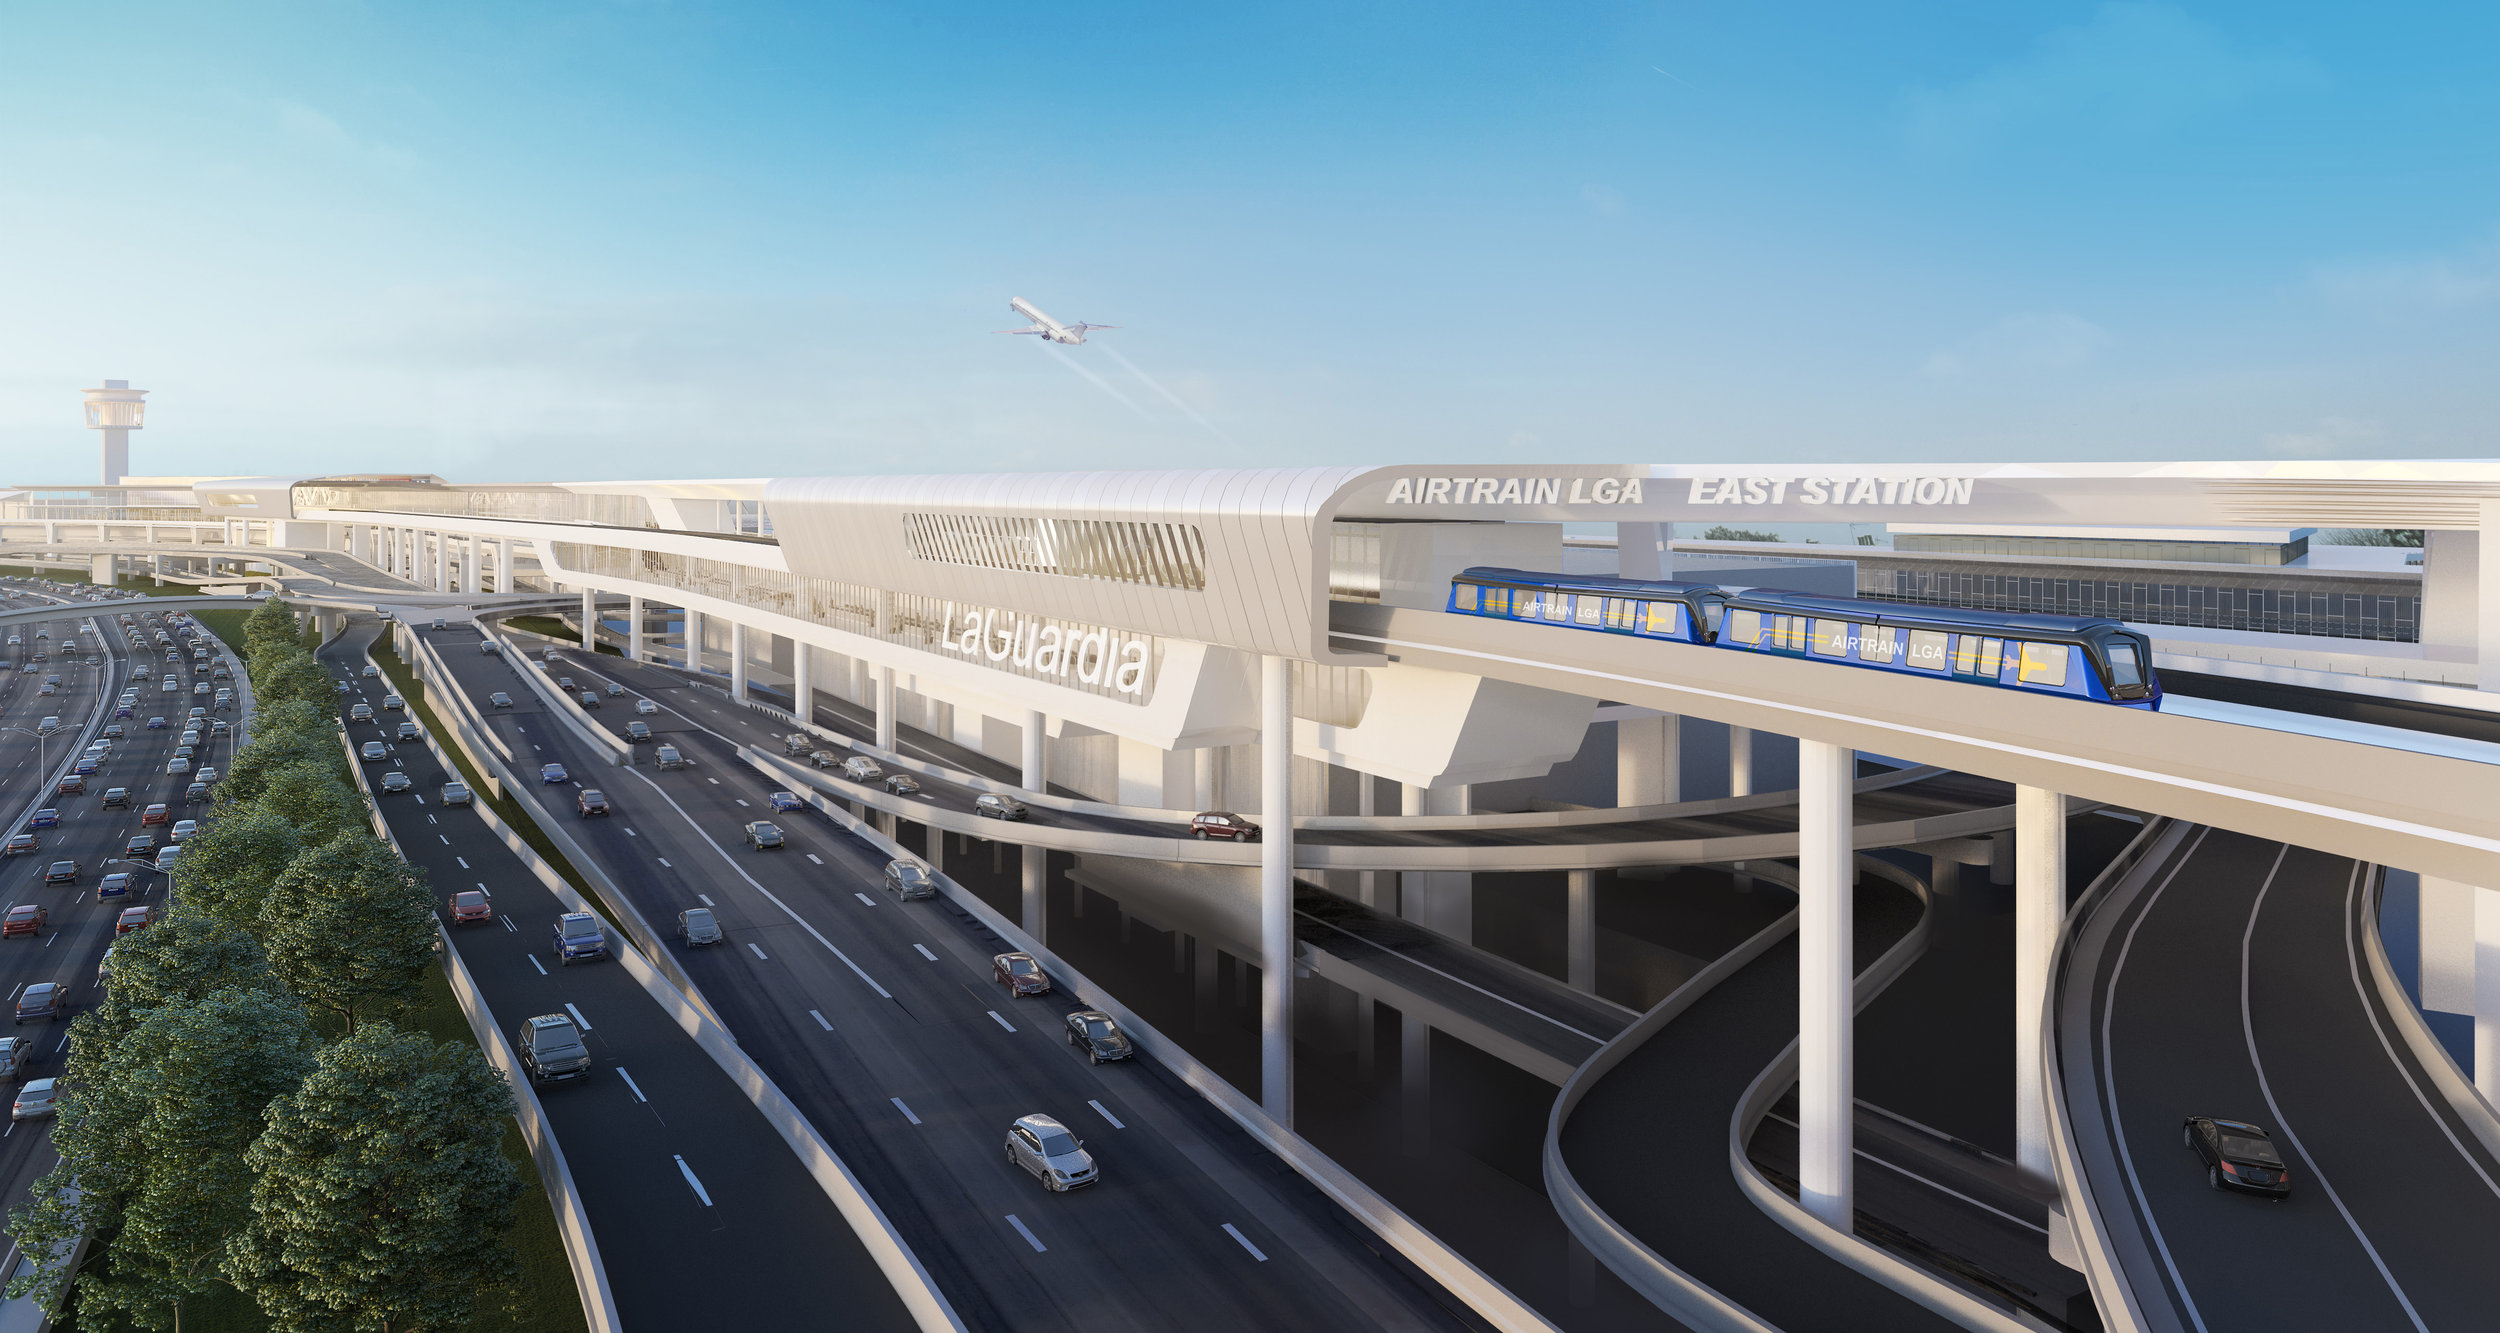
[{"xmin": 1377, "ymin": 474, "xmax": 1979, "ymax": 507}]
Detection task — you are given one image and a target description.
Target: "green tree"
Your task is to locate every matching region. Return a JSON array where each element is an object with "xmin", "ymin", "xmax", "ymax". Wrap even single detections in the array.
[
  {"xmin": 11, "ymin": 987, "xmax": 320, "ymax": 1330},
  {"xmin": 259, "ymin": 835, "xmax": 436, "ymax": 1032},
  {"xmin": 75, "ymin": 911, "xmax": 283, "ymax": 1050},
  {"xmin": 168, "ymin": 809, "xmax": 307, "ymax": 926},
  {"xmin": 1701, "ymin": 525, "xmax": 1783, "ymax": 543},
  {"xmin": 220, "ymin": 710, "xmax": 351, "ymax": 806},
  {"xmin": 251, "ymin": 762, "xmax": 370, "ymax": 849},
  {"xmin": 242, "ymin": 597, "xmax": 304, "ymax": 660},
  {"xmin": 254, "ymin": 652, "xmax": 341, "ymax": 714},
  {"xmin": 227, "ymin": 1025, "xmax": 522, "ymax": 1333}
]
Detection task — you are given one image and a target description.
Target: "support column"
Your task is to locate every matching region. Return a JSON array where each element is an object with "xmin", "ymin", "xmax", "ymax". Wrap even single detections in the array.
[
  {"xmin": 1194, "ymin": 747, "xmax": 1217, "ymax": 810},
  {"xmin": 433, "ymin": 533, "xmax": 448, "ymax": 593},
  {"xmin": 1617, "ymin": 712, "xmax": 1681, "ymax": 806},
  {"xmin": 581, "ymin": 587, "xmax": 597, "ymax": 651},
  {"xmin": 1260, "ymin": 654, "xmax": 1295, "ymax": 1123},
  {"xmin": 1797, "ymin": 738, "xmax": 1854, "ymax": 1232},
  {"xmin": 2477, "ymin": 889, "xmax": 2500, "ymax": 1104},
  {"xmin": 1021, "ymin": 711, "xmax": 1045, "ymax": 791},
  {"xmin": 2015, "ymin": 784, "xmax": 2067, "ymax": 1185},
  {"xmin": 1729, "ymin": 725, "xmax": 1754, "ymax": 798},
  {"xmin": 628, "ymin": 595, "xmax": 645, "ymax": 663},
  {"xmin": 467, "ymin": 535, "xmax": 482, "ymax": 593},
  {"xmin": 729, "ymin": 622, "xmax": 749, "ymax": 700},
  {"xmin": 792, "ymin": 640, "xmax": 812, "ymax": 727},
  {"xmin": 1400, "ymin": 1012, "xmax": 1430, "ymax": 1154},
  {"xmin": 685, "ymin": 607, "xmax": 705, "ymax": 674},
  {"xmin": 1567, "ymin": 869, "xmax": 1597, "ymax": 992},
  {"xmin": 500, "ymin": 538, "xmax": 516, "ymax": 592},
  {"xmin": 875, "ymin": 666, "xmax": 896, "ymax": 753},
  {"xmin": 1195, "ymin": 939, "xmax": 1220, "ymax": 1032},
  {"xmin": 1357, "ymin": 772, "xmax": 1380, "ymax": 910}
]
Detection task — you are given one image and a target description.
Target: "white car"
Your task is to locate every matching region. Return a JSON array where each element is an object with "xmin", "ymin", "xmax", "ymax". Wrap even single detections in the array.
[
  {"xmin": 635, "ymin": 698, "xmax": 659, "ymax": 715},
  {"xmin": 1004, "ymin": 1113, "xmax": 1097, "ymax": 1192},
  {"xmin": 12, "ymin": 1078, "xmax": 57, "ymax": 1121}
]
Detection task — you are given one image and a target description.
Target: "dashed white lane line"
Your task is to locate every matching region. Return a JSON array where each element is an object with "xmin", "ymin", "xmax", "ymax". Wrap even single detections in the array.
[
  {"xmin": 809, "ymin": 1009, "xmax": 832, "ymax": 1031},
  {"xmin": 438, "ymin": 834, "xmax": 450, "ymax": 845},
  {"xmin": 913, "ymin": 944, "xmax": 938, "ymax": 962},
  {"xmin": 805, "ymin": 853, "xmax": 822, "ymax": 865},
  {"xmin": 890, "ymin": 1097, "xmax": 921, "ymax": 1125},
  {"xmin": 987, "ymin": 1010, "xmax": 1015, "ymax": 1033},
  {"xmin": 734, "ymin": 798, "xmax": 748, "ymax": 807},
  {"xmin": 1004, "ymin": 1214, "xmax": 1045, "ymax": 1253},
  {"xmin": 563, "ymin": 1002, "xmax": 593, "ymax": 1031},
  {"xmin": 697, "ymin": 893, "xmax": 715, "ymax": 907},
  {"xmin": 528, "ymin": 955, "xmax": 548, "ymax": 975},
  {"xmin": 675, "ymin": 1156, "xmax": 713, "ymax": 1207},
  {"xmin": 455, "ymin": 856, "xmax": 469, "ymax": 869},
  {"xmin": 657, "ymin": 857, "xmax": 671, "ymax": 868},
  {"xmin": 1222, "ymin": 1223, "xmax": 1268, "ymax": 1262},
  {"xmin": 854, "ymin": 892, "xmax": 876, "ymax": 907},
  {"xmin": 616, "ymin": 1067, "xmax": 647, "ymax": 1103},
  {"xmin": 624, "ymin": 828, "xmax": 637, "ymax": 837},
  {"xmin": 706, "ymin": 777, "xmax": 719, "ymax": 784},
  {"xmin": 748, "ymin": 942, "xmax": 770, "ymax": 961},
  {"xmin": 1088, "ymin": 1099, "xmax": 1125, "ymax": 1129},
  {"xmin": 500, "ymin": 917, "xmax": 517, "ymax": 933}
]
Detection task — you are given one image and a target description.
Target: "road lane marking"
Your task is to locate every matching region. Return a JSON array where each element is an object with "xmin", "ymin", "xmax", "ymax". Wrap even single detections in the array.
[
  {"xmin": 854, "ymin": 892, "xmax": 876, "ymax": 907},
  {"xmin": 455, "ymin": 856, "xmax": 469, "ymax": 869},
  {"xmin": 438, "ymin": 834, "xmax": 450, "ymax": 845},
  {"xmin": 748, "ymin": 942, "xmax": 770, "ymax": 961},
  {"xmin": 805, "ymin": 853, "xmax": 822, "ymax": 865},
  {"xmin": 987, "ymin": 1010, "xmax": 1015, "ymax": 1033},
  {"xmin": 734, "ymin": 798, "xmax": 748, "ymax": 807},
  {"xmin": 1088, "ymin": 1099, "xmax": 1125, "ymax": 1129},
  {"xmin": 529, "ymin": 954, "xmax": 547, "ymax": 975},
  {"xmin": 563, "ymin": 1003, "xmax": 592, "ymax": 1031},
  {"xmin": 616, "ymin": 1067, "xmax": 647, "ymax": 1103},
  {"xmin": 1004, "ymin": 1214, "xmax": 1045, "ymax": 1253},
  {"xmin": 624, "ymin": 828, "xmax": 636, "ymax": 837},
  {"xmin": 706, "ymin": 777, "xmax": 719, "ymax": 784},
  {"xmin": 657, "ymin": 857, "xmax": 671, "ymax": 868},
  {"xmin": 501, "ymin": 918, "xmax": 517, "ymax": 933},
  {"xmin": 891, "ymin": 1097, "xmax": 921, "ymax": 1125},
  {"xmin": 698, "ymin": 894, "xmax": 715, "ymax": 907},
  {"xmin": 674, "ymin": 1156, "xmax": 713, "ymax": 1206},
  {"xmin": 809, "ymin": 1010, "xmax": 832, "ymax": 1031},
  {"xmin": 1222, "ymin": 1223, "xmax": 1268, "ymax": 1261}
]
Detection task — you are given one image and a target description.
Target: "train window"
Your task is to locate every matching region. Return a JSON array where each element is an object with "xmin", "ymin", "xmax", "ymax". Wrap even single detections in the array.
[
  {"xmin": 1811, "ymin": 620, "xmax": 1849, "ymax": 656},
  {"xmin": 1856, "ymin": 625, "xmax": 1894, "ymax": 663},
  {"xmin": 1544, "ymin": 594, "xmax": 1571, "ymax": 623},
  {"xmin": 1724, "ymin": 609, "xmax": 1762, "ymax": 644},
  {"xmin": 2017, "ymin": 642, "xmax": 2069, "ymax": 687},
  {"xmin": 1454, "ymin": 584, "xmax": 1480, "ymax": 612},
  {"xmin": 1952, "ymin": 635, "xmax": 1977, "ymax": 674},
  {"xmin": 1980, "ymin": 638, "xmax": 2004, "ymax": 677},
  {"xmin": 2105, "ymin": 642, "xmax": 2144, "ymax": 689},
  {"xmin": 1643, "ymin": 602, "xmax": 1681, "ymax": 635},
  {"xmin": 1514, "ymin": 591, "xmax": 1543, "ymax": 620},
  {"xmin": 1906, "ymin": 630, "xmax": 1948, "ymax": 670},
  {"xmin": 1574, "ymin": 596, "xmax": 1602, "ymax": 626},
  {"xmin": 1483, "ymin": 586, "xmax": 1510, "ymax": 616},
  {"xmin": 1605, "ymin": 598, "xmax": 1638, "ymax": 631},
  {"xmin": 1777, "ymin": 616, "xmax": 1809, "ymax": 652}
]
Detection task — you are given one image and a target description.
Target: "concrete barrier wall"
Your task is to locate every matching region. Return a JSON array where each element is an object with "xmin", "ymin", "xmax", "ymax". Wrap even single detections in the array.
[{"xmin": 478, "ymin": 628, "xmax": 628, "ymax": 767}]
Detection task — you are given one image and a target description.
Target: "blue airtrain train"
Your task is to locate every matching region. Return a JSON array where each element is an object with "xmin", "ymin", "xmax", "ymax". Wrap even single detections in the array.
[{"xmin": 1446, "ymin": 567, "xmax": 2161, "ymax": 709}]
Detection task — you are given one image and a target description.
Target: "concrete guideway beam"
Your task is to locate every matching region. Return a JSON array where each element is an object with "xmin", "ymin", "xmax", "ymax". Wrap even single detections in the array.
[{"xmin": 1334, "ymin": 603, "xmax": 2500, "ymax": 885}]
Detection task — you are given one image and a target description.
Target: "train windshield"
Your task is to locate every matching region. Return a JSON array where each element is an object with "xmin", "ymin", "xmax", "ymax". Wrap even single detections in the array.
[{"xmin": 2104, "ymin": 642, "xmax": 2144, "ymax": 689}]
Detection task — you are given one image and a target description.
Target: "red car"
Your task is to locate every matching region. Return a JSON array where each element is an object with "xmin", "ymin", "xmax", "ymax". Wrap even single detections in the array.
[
  {"xmin": 140, "ymin": 804, "xmax": 170, "ymax": 826},
  {"xmin": 449, "ymin": 891, "xmax": 493, "ymax": 926},
  {"xmin": 54, "ymin": 775, "xmax": 84, "ymax": 796},
  {"xmin": 992, "ymin": 952, "xmax": 1052, "ymax": 998},
  {"xmin": 1, "ymin": 906, "xmax": 44, "ymax": 938},
  {"xmin": 1189, "ymin": 811, "xmax": 1261, "ymax": 842},
  {"xmin": 115, "ymin": 906, "xmax": 156, "ymax": 935}
]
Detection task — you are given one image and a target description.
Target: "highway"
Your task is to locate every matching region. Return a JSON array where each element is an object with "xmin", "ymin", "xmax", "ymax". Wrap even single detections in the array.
[
  {"xmin": 318, "ymin": 622, "xmax": 921, "ymax": 1332},
  {"xmin": 2061, "ymin": 825, "xmax": 2500, "ymax": 1332},
  {"xmin": 0, "ymin": 585, "xmax": 214, "ymax": 1283},
  {"xmin": 416, "ymin": 621, "xmax": 1479, "ymax": 1332}
]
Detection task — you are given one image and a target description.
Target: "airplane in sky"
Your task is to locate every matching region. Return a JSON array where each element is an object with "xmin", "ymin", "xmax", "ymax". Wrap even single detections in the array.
[{"xmin": 995, "ymin": 297, "xmax": 1117, "ymax": 346}]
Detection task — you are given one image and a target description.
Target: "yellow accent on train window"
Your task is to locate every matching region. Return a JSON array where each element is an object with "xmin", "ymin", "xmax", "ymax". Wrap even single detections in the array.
[
  {"xmin": 1483, "ymin": 586, "xmax": 1509, "ymax": 616},
  {"xmin": 1725, "ymin": 609, "xmax": 1761, "ymax": 644},
  {"xmin": 1811, "ymin": 620, "xmax": 1849, "ymax": 656},
  {"xmin": 2017, "ymin": 642, "xmax": 2070, "ymax": 687},
  {"xmin": 1642, "ymin": 602, "xmax": 1681, "ymax": 635}
]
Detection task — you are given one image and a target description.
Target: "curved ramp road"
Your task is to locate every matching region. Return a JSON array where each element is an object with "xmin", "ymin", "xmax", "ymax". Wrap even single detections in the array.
[{"xmin": 2063, "ymin": 827, "xmax": 2500, "ymax": 1332}]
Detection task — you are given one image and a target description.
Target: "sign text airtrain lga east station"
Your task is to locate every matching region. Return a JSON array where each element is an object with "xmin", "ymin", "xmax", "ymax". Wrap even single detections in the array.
[{"xmin": 1378, "ymin": 475, "xmax": 1979, "ymax": 507}]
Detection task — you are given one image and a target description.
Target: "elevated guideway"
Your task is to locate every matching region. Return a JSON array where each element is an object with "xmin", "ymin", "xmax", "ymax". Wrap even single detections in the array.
[
  {"xmin": 2053, "ymin": 823, "xmax": 2500, "ymax": 1332},
  {"xmin": 1329, "ymin": 604, "xmax": 2500, "ymax": 885}
]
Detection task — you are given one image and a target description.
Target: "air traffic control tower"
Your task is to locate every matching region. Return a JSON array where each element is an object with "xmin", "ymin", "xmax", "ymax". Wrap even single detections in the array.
[{"xmin": 81, "ymin": 379, "xmax": 146, "ymax": 485}]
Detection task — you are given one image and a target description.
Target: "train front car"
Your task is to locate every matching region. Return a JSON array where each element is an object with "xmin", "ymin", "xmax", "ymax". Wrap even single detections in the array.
[
  {"xmin": 1715, "ymin": 590, "xmax": 2162, "ymax": 709},
  {"xmin": 1447, "ymin": 568, "xmax": 1724, "ymax": 644}
]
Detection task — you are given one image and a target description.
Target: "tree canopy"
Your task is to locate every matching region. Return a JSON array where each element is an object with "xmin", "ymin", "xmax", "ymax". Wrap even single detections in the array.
[{"xmin": 259, "ymin": 835, "xmax": 437, "ymax": 1032}]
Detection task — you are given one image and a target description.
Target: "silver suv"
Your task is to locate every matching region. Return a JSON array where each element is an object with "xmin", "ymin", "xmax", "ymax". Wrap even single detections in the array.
[{"xmin": 516, "ymin": 1015, "xmax": 592, "ymax": 1085}]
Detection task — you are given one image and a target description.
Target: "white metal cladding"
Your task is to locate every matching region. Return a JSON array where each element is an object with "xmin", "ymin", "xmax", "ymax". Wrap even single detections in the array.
[
  {"xmin": 900, "ymin": 513, "xmax": 1210, "ymax": 590},
  {"xmin": 766, "ymin": 468, "xmax": 1387, "ymax": 662}
]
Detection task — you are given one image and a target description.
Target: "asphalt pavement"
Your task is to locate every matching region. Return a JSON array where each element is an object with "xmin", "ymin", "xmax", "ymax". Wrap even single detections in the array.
[
  {"xmin": 425, "ymin": 624, "xmax": 1476, "ymax": 1332},
  {"xmin": 320, "ymin": 622, "xmax": 920, "ymax": 1333}
]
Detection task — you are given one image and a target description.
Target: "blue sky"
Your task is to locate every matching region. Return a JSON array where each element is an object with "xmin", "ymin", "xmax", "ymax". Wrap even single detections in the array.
[{"xmin": 3, "ymin": 2, "xmax": 2496, "ymax": 482}]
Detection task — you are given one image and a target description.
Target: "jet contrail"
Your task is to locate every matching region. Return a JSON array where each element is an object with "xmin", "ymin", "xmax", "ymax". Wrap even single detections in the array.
[
  {"xmin": 1100, "ymin": 346, "xmax": 1233, "ymax": 444},
  {"xmin": 1045, "ymin": 344, "xmax": 1154, "ymax": 421}
]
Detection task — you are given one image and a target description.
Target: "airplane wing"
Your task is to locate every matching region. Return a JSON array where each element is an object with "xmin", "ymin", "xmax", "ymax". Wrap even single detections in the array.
[
  {"xmin": 1074, "ymin": 324, "xmax": 1120, "ymax": 333},
  {"xmin": 993, "ymin": 327, "xmax": 1047, "ymax": 335}
]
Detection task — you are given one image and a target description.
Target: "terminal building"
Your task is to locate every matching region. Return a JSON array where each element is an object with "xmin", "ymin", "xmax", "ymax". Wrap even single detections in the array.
[{"xmin": 7, "ymin": 457, "xmax": 2500, "ymax": 1332}]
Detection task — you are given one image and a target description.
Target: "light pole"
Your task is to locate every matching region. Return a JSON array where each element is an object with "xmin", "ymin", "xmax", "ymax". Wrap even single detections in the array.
[{"xmin": 0, "ymin": 726, "xmax": 53, "ymax": 785}]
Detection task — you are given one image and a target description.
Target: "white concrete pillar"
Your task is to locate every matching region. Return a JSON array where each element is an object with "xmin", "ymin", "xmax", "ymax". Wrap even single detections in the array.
[
  {"xmin": 792, "ymin": 640, "xmax": 812, "ymax": 725},
  {"xmin": 1617, "ymin": 712, "xmax": 1681, "ymax": 806},
  {"xmin": 628, "ymin": 595, "xmax": 645, "ymax": 663},
  {"xmin": 499, "ymin": 538, "xmax": 515, "ymax": 592},
  {"xmin": 1568, "ymin": 869, "xmax": 1597, "ymax": 991},
  {"xmin": 581, "ymin": 588, "xmax": 597, "ymax": 650},
  {"xmin": 467, "ymin": 535, "xmax": 482, "ymax": 593},
  {"xmin": 1797, "ymin": 738, "xmax": 1854, "ymax": 1233},
  {"xmin": 1023, "ymin": 845, "xmax": 1047, "ymax": 941},
  {"xmin": 684, "ymin": 607, "xmax": 705, "ymax": 673},
  {"xmin": 2014, "ymin": 784, "xmax": 2067, "ymax": 1185},
  {"xmin": 875, "ymin": 665, "xmax": 896, "ymax": 753},
  {"xmin": 1194, "ymin": 747, "xmax": 1217, "ymax": 810},
  {"xmin": 1022, "ymin": 710, "xmax": 1046, "ymax": 791},
  {"xmin": 1261, "ymin": 654, "xmax": 1296, "ymax": 1124},
  {"xmin": 1729, "ymin": 725, "xmax": 1754, "ymax": 798},
  {"xmin": 1400, "ymin": 782, "xmax": 1474, "ymax": 941},
  {"xmin": 730, "ymin": 622, "xmax": 749, "ymax": 699},
  {"xmin": 2478, "ymin": 889, "xmax": 2500, "ymax": 1104},
  {"xmin": 433, "ymin": 533, "xmax": 448, "ymax": 592}
]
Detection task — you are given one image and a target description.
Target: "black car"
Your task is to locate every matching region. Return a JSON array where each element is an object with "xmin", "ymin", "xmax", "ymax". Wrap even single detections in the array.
[
  {"xmin": 1063, "ymin": 1009, "xmax": 1134, "ymax": 1064},
  {"xmin": 744, "ymin": 821, "xmax": 785, "ymax": 850},
  {"xmin": 883, "ymin": 772, "xmax": 922, "ymax": 796},
  {"xmin": 43, "ymin": 861, "xmax": 78, "ymax": 885},
  {"xmin": 2184, "ymin": 1117, "xmax": 2291, "ymax": 1198}
]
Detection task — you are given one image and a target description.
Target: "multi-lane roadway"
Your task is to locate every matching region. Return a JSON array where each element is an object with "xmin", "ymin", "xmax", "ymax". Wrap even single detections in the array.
[{"xmin": 416, "ymin": 620, "xmax": 1477, "ymax": 1332}]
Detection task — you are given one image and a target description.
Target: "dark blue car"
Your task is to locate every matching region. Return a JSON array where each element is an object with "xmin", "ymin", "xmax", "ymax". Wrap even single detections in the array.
[
  {"xmin": 552, "ymin": 912, "xmax": 607, "ymax": 965},
  {"xmin": 540, "ymin": 762, "xmax": 569, "ymax": 784},
  {"xmin": 27, "ymin": 810, "xmax": 57, "ymax": 830}
]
